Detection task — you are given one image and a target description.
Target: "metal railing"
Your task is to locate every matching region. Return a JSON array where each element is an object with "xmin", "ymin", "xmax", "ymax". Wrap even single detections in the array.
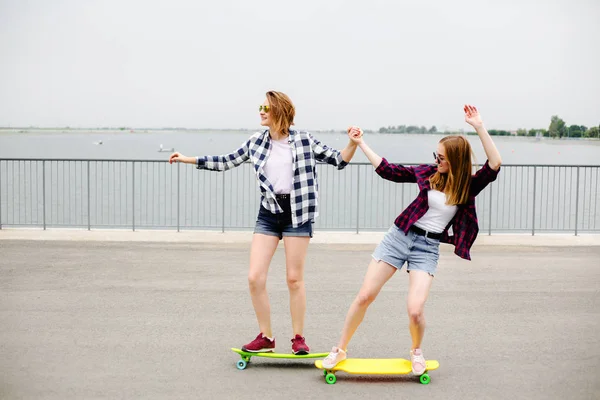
[{"xmin": 1, "ymin": 159, "xmax": 598, "ymax": 234}]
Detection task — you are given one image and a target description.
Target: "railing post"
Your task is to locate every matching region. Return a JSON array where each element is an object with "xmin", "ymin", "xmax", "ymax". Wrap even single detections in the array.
[
  {"xmin": 0, "ymin": 160, "xmax": 2, "ymax": 230},
  {"xmin": 42, "ymin": 160, "xmax": 46, "ymax": 230},
  {"xmin": 356, "ymin": 166, "xmax": 360, "ymax": 234},
  {"xmin": 132, "ymin": 161, "xmax": 136, "ymax": 232},
  {"xmin": 1, "ymin": 159, "xmax": 596, "ymax": 235},
  {"xmin": 488, "ymin": 184, "xmax": 492, "ymax": 235},
  {"xmin": 87, "ymin": 161, "xmax": 91, "ymax": 230},
  {"xmin": 532, "ymin": 167, "xmax": 536, "ymax": 236},
  {"xmin": 221, "ymin": 173, "xmax": 225, "ymax": 233},
  {"xmin": 574, "ymin": 167, "xmax": 580, "ymax": 236},
  {"xmin": 177, "ymin": 162, "xmax": 180, "ymax": 232}
]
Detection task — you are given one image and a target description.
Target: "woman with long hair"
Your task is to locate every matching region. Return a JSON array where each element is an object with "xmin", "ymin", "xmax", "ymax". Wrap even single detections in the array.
[{"xmin": 322, "ymin": 105, "xmax": 502, "ymax": 374}]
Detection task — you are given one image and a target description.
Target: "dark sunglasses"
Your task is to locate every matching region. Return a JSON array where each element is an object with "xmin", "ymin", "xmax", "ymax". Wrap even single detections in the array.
[
  {"xmin": 433, "ymin": 152, "xmax": 443, "ymax": 163},
  {"xmin": 259, "ymin": 105, "xmax": 270, "ymax": 113}
]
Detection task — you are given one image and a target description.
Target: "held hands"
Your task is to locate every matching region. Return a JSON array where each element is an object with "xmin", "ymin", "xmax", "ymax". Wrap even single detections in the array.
[
  {"xmin": 464, "ymin": 104, "xmax": 484, "ymax": 129},
  {"xmin": 347, "ymin": 126, "xmax": 364, "ymax": 145}
]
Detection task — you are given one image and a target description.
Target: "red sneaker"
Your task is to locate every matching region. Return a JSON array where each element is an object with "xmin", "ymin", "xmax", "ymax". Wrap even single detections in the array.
[
  {"xmin": 291, "ymin": 334, "xmax": 310, "ymax": 355},
  {"xmin": 241, "ymin": 333, "xmax": 275, "ymax": 353}
]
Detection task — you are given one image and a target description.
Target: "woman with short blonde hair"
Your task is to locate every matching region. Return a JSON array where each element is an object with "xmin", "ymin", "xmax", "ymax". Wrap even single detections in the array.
[{"xmin": 170, "ymin": 91, "xmax": 359, "ymax": 354}]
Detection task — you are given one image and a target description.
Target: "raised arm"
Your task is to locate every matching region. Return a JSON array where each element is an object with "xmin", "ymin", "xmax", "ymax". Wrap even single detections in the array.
[
  {"xmin": 464, "ymin": 105, "xmax": 502, "ymax": 171},
  {"xmin": 308, "ymin": 132, "xmax": 355, "ymax": 169},
  {"xmin": 348, "ymin": 127, "xmax": 417, "ymax": 183},
  {"xmin": 349, "ymin": 127, "xmax": 382, "ymax": 168},
  {"xmin": 340, "ymin": 140, "xmax": 359, "ymax": 164}
]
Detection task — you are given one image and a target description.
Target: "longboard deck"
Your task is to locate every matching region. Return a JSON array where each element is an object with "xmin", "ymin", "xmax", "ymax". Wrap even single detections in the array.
[
  {"xmin": 232, "ymin": 348, "xmax": 330, "ymax": 369},
  {"xmin": 232, "ymin": 348, "xmax": 329, "ymax": 359},
  {"xmin": 316, "ymin": 358, "xmax": 440, "ymax": 384},
  {"xmin": 315, "ymin": 358, "xmax": 440, "ymax": 375}
]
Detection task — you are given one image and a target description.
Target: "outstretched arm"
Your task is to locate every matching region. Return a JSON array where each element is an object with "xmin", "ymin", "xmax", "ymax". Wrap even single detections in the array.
[
  {"xmin": 464, "ymin": 105, "xmax": 502, "ymax": 171},
  {"xmin": 169, "ymin": 139, "xmax": 250, "ymax": 171}
]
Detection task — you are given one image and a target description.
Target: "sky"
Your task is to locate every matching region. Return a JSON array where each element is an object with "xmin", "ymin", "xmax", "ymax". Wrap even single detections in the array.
[{"xmin": 0, "ymin": 0, "xmax": 598, "ymax": 131}]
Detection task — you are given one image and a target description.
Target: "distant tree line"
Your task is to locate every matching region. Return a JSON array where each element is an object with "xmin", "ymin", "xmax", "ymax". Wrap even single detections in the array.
[
  {"xmin": 378, "ymin": 125, "xmax": 438, "ymax": 134},
  {"xmin": 378, "ymin": 115, "xmax": 600, "ymax": 139}
]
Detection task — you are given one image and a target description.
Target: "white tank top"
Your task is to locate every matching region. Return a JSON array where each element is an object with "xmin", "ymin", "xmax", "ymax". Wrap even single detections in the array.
[
  {"xmin": 263, "ymin": 136, "xmax": 294, "ymax": 194},
  {"xmin": 413, "ymin": 190, "xmax": 458, "ymax": 234}
]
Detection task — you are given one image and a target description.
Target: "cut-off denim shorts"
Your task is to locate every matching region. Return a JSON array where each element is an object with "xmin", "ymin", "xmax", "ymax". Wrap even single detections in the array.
[
  {"xmin": 253, "ymin": 195, "xmax": 313, "ymax": 239},
  {"xmin": 371, "ymin": 225, "xmax": 440, "ymax": 276}
]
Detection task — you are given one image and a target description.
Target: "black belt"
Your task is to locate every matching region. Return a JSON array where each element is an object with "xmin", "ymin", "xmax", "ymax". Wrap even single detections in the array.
[
  {"xmin": 410, "ymin": 225, "xmax": 443, "ymax": 240},
  {"xmin": 275, "ymin": 194, "xmax": 291, "ymax": 214}
]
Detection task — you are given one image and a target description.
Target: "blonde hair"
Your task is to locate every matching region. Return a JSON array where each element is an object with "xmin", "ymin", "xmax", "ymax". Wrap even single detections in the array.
[
  {"xmin": 429, "ymin": 135, "xmax": 474, "ymax": 205},
  {"xmin": 265, "ymin": 91, "xmax": 295, "ymax": 136}
]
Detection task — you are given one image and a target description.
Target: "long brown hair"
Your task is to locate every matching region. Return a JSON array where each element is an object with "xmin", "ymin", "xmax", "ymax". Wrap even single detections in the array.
[
  {"xmin": 265, "ymin": 91, "xmax": 295, "ymax": 136},
  {"xmin": 429, "ymin": 135, "xmax": 474, "ymax": 205}
]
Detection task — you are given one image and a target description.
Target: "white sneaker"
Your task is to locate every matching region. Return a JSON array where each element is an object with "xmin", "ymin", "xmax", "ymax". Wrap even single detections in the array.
[
  {"xmin": 410, "ymin": 348, "xmax": 426, "ymax": 375},
  {"xmin": 322, "ymin": 346, "xmax": 347, "ymax": 369}
]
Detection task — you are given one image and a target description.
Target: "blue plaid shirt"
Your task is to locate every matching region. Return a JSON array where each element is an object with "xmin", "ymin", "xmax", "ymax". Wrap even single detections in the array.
[{"xmin": 196, "ymin": 129, "xmax": 348, "ymax": 227}]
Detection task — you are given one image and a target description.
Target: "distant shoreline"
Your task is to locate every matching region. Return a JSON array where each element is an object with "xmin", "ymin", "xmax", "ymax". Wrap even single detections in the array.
[{"xmin": 1, "ymin": 127, "xmax": 598, "ymax": 140}]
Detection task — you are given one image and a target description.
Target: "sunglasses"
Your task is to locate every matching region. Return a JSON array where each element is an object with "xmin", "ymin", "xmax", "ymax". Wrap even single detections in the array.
[
  {"xmin": 433, "ymin": 152, "xmax": 444, "ymax": 163},
  {"xmin": 259, "ymin": 105, "xmax": 270, "ymax": 113}
]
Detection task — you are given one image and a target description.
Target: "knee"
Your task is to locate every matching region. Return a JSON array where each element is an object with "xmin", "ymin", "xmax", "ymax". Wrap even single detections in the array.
[
  {"xmin": 286, "ymin": 275, "xmax": 303, "ymax": 291},
  {"xmin": 407, "ymin": 305, "xmax": 424, "ymax": 323},
  {"xmin": 248, "ymin": 273, "xmax": 266, "ymax": 292},
  {"xmin": 356, "ymin": 291, "xmax": 377, "ymax": 308}
]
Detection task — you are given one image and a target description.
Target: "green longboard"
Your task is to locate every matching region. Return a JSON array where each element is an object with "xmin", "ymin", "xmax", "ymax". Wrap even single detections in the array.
[{"xmin": 231, "ymin": 348, "xmax": 329, "ymax": 370}]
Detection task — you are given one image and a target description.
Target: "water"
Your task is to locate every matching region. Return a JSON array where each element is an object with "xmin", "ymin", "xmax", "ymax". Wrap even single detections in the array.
[
  {"xmin": 1, "ymin": 129, "xmax": 599, "ymax": 165},
  {"xmin": 1, "ymin": 130, "xmax": 599, "ymax": 232}
]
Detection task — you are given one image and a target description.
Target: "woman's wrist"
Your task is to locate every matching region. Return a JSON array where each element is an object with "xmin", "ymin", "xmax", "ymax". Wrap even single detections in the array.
[{"xmin": 473, "ymin": 123, "xmax": 486, "ymax": 133}]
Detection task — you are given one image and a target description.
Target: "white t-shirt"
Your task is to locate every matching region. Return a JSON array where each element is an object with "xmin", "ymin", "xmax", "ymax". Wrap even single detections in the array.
[
  {"xmin": 263, "ymin": 136, "xmax": 294, "ymax": 194},
  {"xmin": 413, "ymin": 189, "xmax": 458, "ymax": 234}
]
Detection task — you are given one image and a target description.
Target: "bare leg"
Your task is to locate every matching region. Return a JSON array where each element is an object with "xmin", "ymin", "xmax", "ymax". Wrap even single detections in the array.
[
  {"xmin": 337, "ymin": 259, "xmax": 397, "ymax": 350},
  {"xmin": 282, "ymin": 236, "xmax": 311, "ymax": 336},
  {"xmin": 406, "ymin": 270, "xmax": 434, "ymax": 349},
  {"xmin": 247, "ymin": 234, "xmax": 280, "ymax": 337}
]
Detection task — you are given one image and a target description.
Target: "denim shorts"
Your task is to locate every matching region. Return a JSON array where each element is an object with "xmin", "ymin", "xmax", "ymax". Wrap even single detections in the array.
[
  {"xmin": 371, "ymin": 225, "xmax": 440, "ymax": 276},
  {"xmin": 253, "ymin": 196, "xmax": 313, "ymax": 239}
]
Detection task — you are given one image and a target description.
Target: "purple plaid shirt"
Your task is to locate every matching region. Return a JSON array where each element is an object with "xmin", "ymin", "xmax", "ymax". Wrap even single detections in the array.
[{"xmin": 375, "ymin": 158, "xmax": 500, "ymax": 260}]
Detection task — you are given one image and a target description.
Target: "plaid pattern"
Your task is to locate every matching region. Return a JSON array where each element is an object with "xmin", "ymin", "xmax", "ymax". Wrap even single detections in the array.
[
  {"xmin": 196, "ymin": 129, "xmax": 347, "ymax": 227},
  {"xmin": 375, "ymin": 158, "xmax": 500, "ymax": 260}
]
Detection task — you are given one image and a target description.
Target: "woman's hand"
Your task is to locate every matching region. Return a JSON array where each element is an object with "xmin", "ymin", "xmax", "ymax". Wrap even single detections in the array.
[
  {"xmin": 347, "ymin": 126, "xmax": 364, "ymax": 145},
  {"xmin": 464, "ymin": 104, "xmax": 484, "ymax": 129},
  {"xmin": 169, "ymin": 152, "xmax": 194, "ymax": 164}
]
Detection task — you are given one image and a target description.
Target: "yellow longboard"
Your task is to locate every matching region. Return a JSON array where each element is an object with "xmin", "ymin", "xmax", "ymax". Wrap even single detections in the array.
[{"xmin": 315, "ymin": 358, "xmax": 440, "ymax": 385}]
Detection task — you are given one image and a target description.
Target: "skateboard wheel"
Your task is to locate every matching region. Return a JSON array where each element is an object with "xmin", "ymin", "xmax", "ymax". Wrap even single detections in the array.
[
  {"xmin": 323, "ymin": 369, "xmax": 328, "ymax": 377},
  {"xmin": 325, "ymin": 373, "xmax": 337, "ymax": 384},
  {"xmin": 236, "ymin": 359, "xmax": 248, "ymax": 370},
  {"xmin": 419, "ymin": 373, "xmax": 430, "ymax": 385}
]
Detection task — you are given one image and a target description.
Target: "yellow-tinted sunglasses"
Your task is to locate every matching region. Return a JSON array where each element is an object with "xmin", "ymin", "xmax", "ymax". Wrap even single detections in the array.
[{"xmin": 259, "ymin": 105, "xmax": 270, "ymax": 113}]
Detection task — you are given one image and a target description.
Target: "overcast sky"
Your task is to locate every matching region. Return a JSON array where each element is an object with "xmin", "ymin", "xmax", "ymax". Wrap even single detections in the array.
[{"xmin": 1, "ymin": 0, "xmax": 598, "ymax": 131}]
